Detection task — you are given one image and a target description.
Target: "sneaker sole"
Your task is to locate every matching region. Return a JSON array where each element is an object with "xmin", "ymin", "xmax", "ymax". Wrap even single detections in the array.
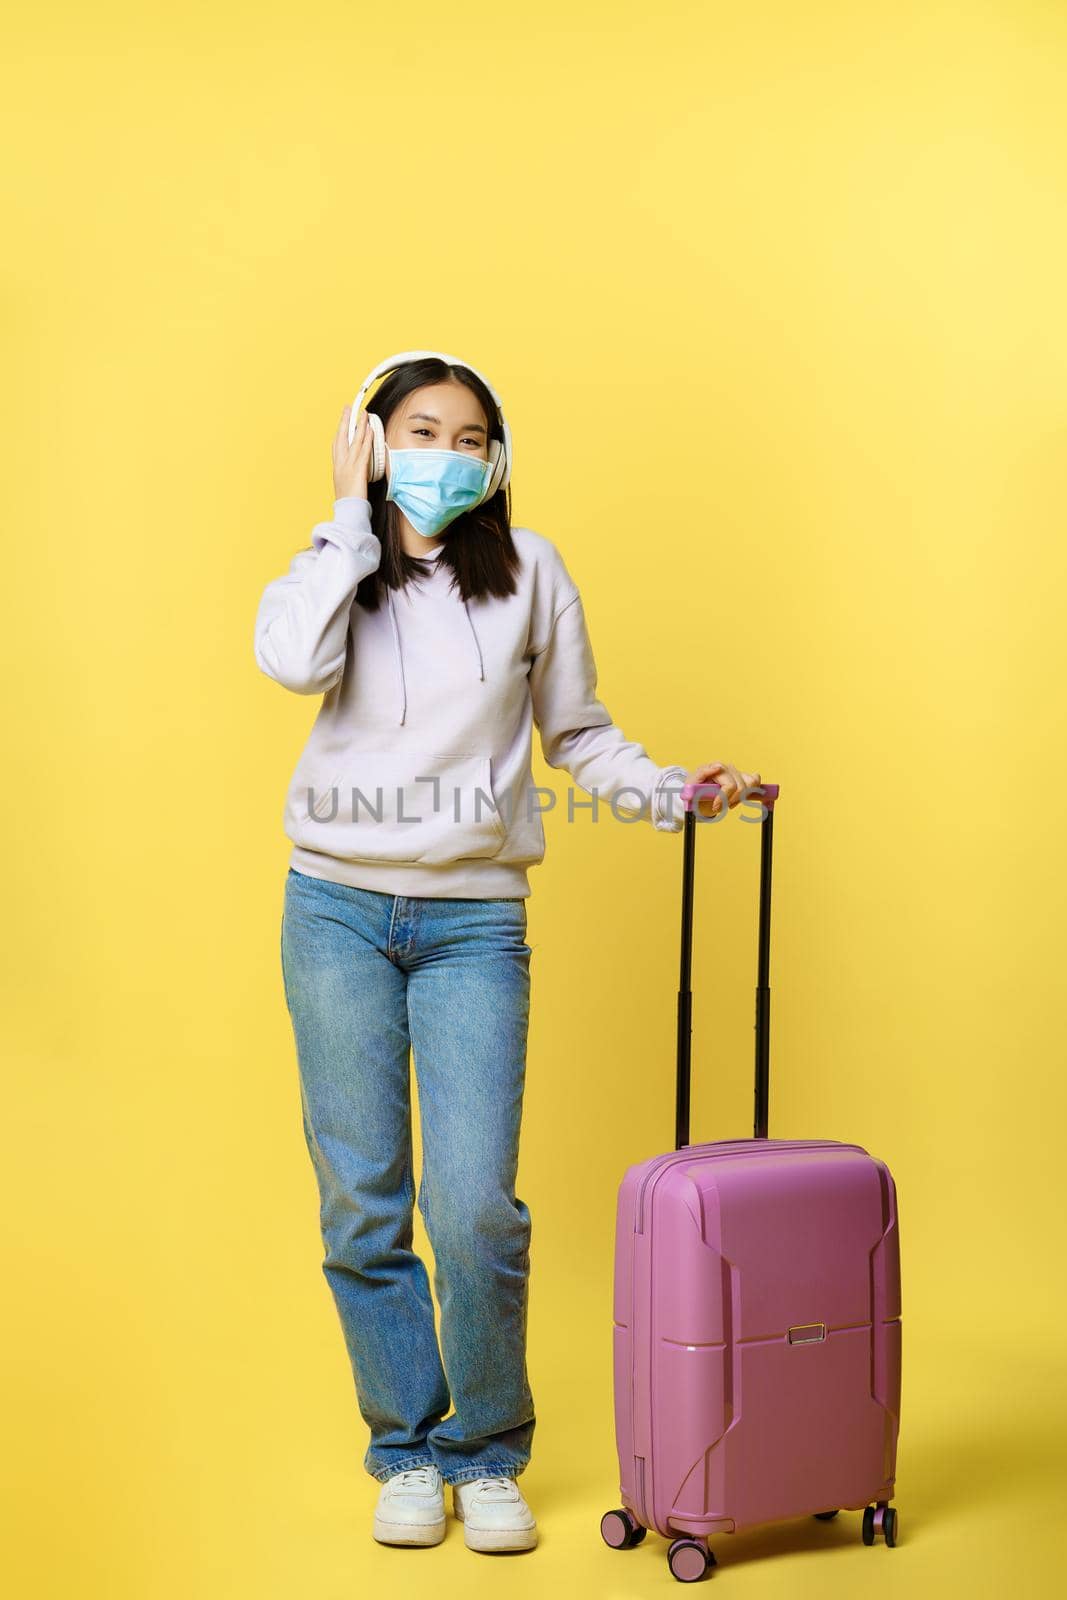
[
  {"xmin": 456, "ymin": 1519, "xmax": 538, "ymax": 1553},
  {"xmin": 372, "ymin": 1513, "xmax": 446, "ymax": 1547}
]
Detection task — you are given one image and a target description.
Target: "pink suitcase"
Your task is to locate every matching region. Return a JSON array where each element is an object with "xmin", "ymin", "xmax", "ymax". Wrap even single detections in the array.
[{"xmin": 601, "ymin": 779, "xmax": 902, "ymax": 1582}]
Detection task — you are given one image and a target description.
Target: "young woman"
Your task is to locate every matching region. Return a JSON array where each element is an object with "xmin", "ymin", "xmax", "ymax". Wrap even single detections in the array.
[{"xmin": 254, "ymin": 351, "xmax": 763, "ymax": 1555}]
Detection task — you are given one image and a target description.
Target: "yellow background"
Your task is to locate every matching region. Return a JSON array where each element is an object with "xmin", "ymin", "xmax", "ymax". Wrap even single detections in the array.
[{"xmin": 3, "ymin": 2, "xmax": 1064, "ymax": 1594}]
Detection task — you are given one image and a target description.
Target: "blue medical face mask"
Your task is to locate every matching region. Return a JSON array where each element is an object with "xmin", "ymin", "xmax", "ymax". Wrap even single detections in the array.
[{"xmin": 384, "ymin": 444, "xmax": 495, "ymax": 538}]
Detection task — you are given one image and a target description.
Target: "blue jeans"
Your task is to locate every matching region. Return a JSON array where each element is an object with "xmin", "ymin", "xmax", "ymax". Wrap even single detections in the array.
[{"xmin": 280, "ymin": 867, "xmax": 536, "ymax": 1486}]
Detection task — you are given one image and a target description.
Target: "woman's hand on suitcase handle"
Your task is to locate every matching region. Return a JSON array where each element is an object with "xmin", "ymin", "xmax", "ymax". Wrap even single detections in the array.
[{"xmin": 684, "ymin": 761, "xmax": 764, "ymax": 817}]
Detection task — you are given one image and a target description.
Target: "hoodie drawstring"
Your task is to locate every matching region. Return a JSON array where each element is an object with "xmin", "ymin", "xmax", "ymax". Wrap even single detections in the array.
[
  {"xmin": 463, "ymin": 598, "xmax": 485, "ymax": 683},
  {"xmin": 386, "ymin": 581, "xmax": 484, "ymax": 727},
  {"xmin": 386, "ymin": 589, "xmax": 408, "ymax": 727}
]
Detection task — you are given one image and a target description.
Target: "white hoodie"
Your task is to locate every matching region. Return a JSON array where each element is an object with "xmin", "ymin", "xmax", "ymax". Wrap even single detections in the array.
[{"xmin": 254, "ymin": 496, "xmax": 688, "ymax": 898}]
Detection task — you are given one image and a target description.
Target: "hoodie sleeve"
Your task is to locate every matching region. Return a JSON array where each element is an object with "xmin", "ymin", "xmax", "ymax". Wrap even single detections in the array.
[
  {"xmin": 253, "ymin": 497, "xmax": 382, "ymax": 695},
  {"xmin": 528, "ymin": 587, "xmax": 689, "ymax": 832}
]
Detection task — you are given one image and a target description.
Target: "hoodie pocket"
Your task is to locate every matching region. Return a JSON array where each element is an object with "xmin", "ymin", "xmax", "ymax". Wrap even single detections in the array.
[{"xmin": 289, "ymin": 749, "xmax": 508, "ymax": 865}]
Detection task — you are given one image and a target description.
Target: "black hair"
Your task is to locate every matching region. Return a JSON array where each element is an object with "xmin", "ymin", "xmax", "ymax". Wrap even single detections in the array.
[{"xmin": 355, "ymin": 357, "xmax": 521, "ymax": 611}]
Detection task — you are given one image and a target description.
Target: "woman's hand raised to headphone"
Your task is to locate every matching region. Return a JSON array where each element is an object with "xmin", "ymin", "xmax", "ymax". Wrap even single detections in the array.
[
  {"xmin": 333, "ymin": 405, "xmax": 374, "ymax": 501},
  {"xmin": 684, "ymin": 761, "xmax": 765, "ymax": 818}
]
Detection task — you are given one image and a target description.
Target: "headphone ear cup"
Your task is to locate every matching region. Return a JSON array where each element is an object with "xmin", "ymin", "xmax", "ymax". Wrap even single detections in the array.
[
  {"xmin": 366, "ymin": 411, "xmax": 386, "ymax": 482},
  {"xmin": 483, "ymin": 439, "xmax": 505, "ymax": 501}
]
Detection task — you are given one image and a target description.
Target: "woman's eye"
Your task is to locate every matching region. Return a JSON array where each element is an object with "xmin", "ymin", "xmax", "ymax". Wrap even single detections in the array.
[{"xmin": 413, "ymin": 428, "xmax": 481, "ymax": 447}]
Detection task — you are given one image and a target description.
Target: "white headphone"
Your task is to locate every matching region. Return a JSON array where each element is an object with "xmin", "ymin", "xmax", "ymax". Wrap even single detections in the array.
[{"xmin": 346, "ymin": 349, "xmax": 513, "ymax": 504}]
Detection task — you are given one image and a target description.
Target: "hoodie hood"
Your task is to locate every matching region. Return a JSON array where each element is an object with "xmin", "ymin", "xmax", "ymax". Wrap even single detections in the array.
[{"xmin": 385, "ymin": 547, "xmax": 485, "ymax": 726}]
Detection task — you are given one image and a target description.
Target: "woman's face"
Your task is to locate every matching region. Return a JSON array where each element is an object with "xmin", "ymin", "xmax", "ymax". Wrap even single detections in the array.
[{"xmin": 384, "ymin": 382, "xmax": 490, "ymax": 482}]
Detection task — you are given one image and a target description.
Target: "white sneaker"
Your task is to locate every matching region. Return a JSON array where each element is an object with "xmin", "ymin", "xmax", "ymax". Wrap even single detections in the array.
[
  {"xmin": 372, "ymin": 1464, "xmax": 446, "ymax": 1546},
  {"xmin": 452, "ymin": 1476, "xmax": 538, "ymax": 1552}
]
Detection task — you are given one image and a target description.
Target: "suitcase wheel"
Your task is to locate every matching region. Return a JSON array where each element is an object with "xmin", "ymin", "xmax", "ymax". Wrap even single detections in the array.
[
  {"xmin": 667, "ymin": 1537, "xmax": 715, "ymax": 1582},
  {"xmin": 863, "ymin": 1503, "xmax": 899, "ymax": 1546},
  {"xmin": 600, "ymin": 1508, "xmax": 646, "ymax": 1549}
]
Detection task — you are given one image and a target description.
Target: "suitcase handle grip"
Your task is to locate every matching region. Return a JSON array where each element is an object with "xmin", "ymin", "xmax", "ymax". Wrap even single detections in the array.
[
  {"xmin": 680, "ymin": 779, "xmax": 780, "ymax": 812},
  {"xmin": 676, "ymin": 780, "xmax": 780, "ymax": 1150}
]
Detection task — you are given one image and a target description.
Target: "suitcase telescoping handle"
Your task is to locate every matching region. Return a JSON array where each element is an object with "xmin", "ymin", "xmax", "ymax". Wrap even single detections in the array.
[{"xmin": 675, "ymin": 778, "xmax": 781, "ymax": 1150}]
